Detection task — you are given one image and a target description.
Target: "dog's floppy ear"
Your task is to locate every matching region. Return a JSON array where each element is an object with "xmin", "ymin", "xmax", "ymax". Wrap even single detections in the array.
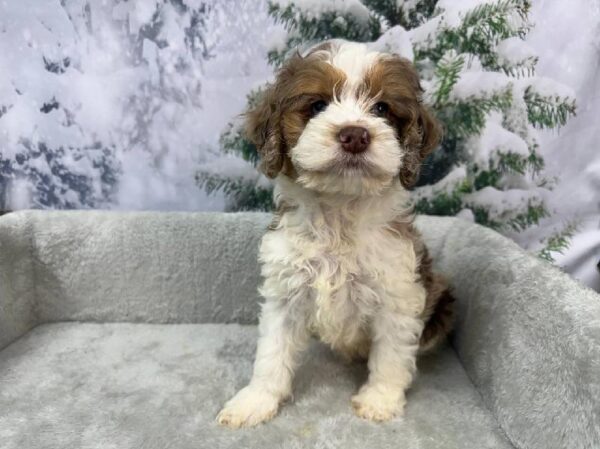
[
  {"xmin": 245, "ymin": 84, "xmax": 285, "ymax": 179},
  {"xmin": 376, "ymin": 54, "xmax": 442, "ymax": 188},
  {"xmin": 399, "ymin": 102, "xmax": 442, "ymax": 188},
  {"xmin": 417, "ymin": 105, "xmax": 442, "ymax": 160}
]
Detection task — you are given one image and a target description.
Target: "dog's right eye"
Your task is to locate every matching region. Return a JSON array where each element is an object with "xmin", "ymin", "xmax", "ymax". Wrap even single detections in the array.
[
  {"xmin": 372, "ymin": 101, "xmax": 389, "ymax": 117},
  {"xmin": 310, "ymin": 100, "xmax": 328, "ymax": 116}
]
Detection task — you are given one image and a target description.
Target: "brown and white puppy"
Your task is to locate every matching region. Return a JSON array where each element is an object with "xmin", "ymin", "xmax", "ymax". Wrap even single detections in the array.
[{"xmin": 217, "ymin": 39, "xmax": 454, "ymax": 428}]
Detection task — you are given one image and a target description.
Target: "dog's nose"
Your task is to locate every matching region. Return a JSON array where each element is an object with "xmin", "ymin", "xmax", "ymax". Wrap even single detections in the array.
[{"xmin": 338, "ymin": 126, "xmax": 370, "ymax": 154}]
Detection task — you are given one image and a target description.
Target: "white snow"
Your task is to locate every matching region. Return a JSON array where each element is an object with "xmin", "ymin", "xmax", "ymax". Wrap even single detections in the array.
[
  {"xmin": 271, "ymin": 0, "xmax": 372, "ymax": 23},
  {"xmin": 6, "ymin": 177, "xmax": 32, "ymax": 209},
  {"xmin": 467, "ymin": 113, "xmax": 530, "ymax": 166},
  {"xmin": 553, "ymin": 225, "xmax": 600, "ymax": 291},
  {"xmin": 449, "ymin": 71, "xmax": 513, "ymax": 102},
  {"xmin": 437, "ymin": 0, "xmax": 497, "ymax": 13},
  {"xmin": 410, "ymin": 0, "xmax": 528, "ymax": 53},
  {"xmin": 456, "ymin": 208, "xmax": 475, "ymax": 222},
  {"xmin": 437, "ymin": 0, "xmax": 529, "ymax": 34},
  {"xmin": 416, "ymin": 165, "xmax": 468, "ymax": 197},
  {"xmin": 522, "ymin": 76, "xmax": 577, "ymax": 101},
  {"xmin": 0, "ymin": 0, "xmax": 598, "ymax": 288},
  {"xmin": 370, "ymin": 25, "xmax": 414, "ymax": 61},
  {"xmin": 408, "ymin": 16, "xmax": 442, "ymax": 50},
  {"xmin": 396, "ymin": 0, "xmax": 420, "ymax": 11},
  {"xmin": 526, "ymin": 0, "xmax": 600, "ymax": 288},
  {"xmin": 198, "ymin": 156, "xmax": 263, "ymax": 185},
  {"xmin": 266, "ymin": 26, "xmax": 291, "ymax": 54},
  {"xmin": 0, "ymin": 0, "xmax": 280, "ymax": 211},
  {"xmin": 464, "ymin": 186, "xmax": 542, "ymax": 220},
  {"xmin": 497, "ymin": 37, "xmax": 537, "ymax": 70}
]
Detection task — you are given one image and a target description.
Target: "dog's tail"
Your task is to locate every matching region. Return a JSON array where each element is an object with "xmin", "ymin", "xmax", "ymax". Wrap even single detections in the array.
[{"xmin": 418, "ymin": 279, "xmax": 455, "ymax": 354}]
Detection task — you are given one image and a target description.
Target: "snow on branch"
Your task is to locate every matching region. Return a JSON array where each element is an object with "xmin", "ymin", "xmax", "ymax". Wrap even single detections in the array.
[
  {"xmin": 521, "ymin": 76, "xmax": 577, "ymax": 128},
  {"xmin": 466, "ymin": 115, "xmax": 529, "ymax": 167},
  {"xmin": 410, "ymin": 0, "xmax": 531, "ymax": 65},
  {"xmin": 496, "ymin": 37, "xmax": 538, "ymax": 76},
  {"xmin": 370, "ymin": 25, "xmax": 414, "ymax": 60},
  {"xmin": 271, "ymin": 0, "xmax": 373, "ymax": 23}
]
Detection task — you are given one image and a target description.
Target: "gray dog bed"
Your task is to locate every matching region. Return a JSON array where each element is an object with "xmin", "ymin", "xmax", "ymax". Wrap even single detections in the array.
[{"xmin": 0, "ymin": 211, "xmax": 598, "ymax": 449}]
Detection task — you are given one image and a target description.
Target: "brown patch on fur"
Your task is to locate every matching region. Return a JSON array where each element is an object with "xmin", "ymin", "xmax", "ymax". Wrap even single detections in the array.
[
  {"xmin": 244, "ymin": 84, "xmax": 287, "ymax": 178},
  {"xmin": 245, "ymin": 50, "xmax": 346, "ymax": 179},
  {"xmin": 388, "ymin": 219, "xmax": 455, "ymax": 352},
  {"xmin": 364, "ymin": 56, "xmax": 442, "ymax": 188},
  {"xmin": 246, "ymin": 46, "xmax": 441, "ymax": 185}
]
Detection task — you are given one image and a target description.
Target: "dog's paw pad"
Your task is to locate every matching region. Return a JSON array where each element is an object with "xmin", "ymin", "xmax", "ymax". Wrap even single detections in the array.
[
  {"xmin": 216, "ymin": 386, "xmax": 280, "ymax": 429},
  {"xmin": 351, "ymin": 386, "xmax": 405, "ymax": 422}
]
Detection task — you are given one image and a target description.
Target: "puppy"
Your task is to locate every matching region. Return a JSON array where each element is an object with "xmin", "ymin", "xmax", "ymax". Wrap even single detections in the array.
[{"xmin": 217, "ymin": 40, "xmax": 454, "ymax": 428}]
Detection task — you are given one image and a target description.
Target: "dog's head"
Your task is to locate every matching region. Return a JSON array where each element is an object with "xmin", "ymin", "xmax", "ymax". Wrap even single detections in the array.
[{"xmin": 246, "ymin": 40, "xmax": 441, "ymax": 196}]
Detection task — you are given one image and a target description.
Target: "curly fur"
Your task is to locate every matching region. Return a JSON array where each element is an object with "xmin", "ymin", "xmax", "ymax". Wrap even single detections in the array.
[{"xmin": 218, "ymin": 40, "xmax": 453, "ymax": 429}]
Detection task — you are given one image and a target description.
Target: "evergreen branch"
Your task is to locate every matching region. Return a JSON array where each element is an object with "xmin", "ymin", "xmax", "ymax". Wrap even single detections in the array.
[
  {"xmin": 506, "ymin": 199, "xmax": 549, "ymax": 232},
  {"xmin": 219, "ymin": 121, "xmax": 260, "ymax": 165},
  {"xmin": 472, "ymin": 148, "xmax": 544, "ymax": 190},
  {"xmin": 195, "ymin": 170, "xmax": 233, "ymax": 195},
  {"xmin": 361, "ymin": 0, "xmax": 403, "ymax": 27},
  {"xmin": 414, "ymin": 190, "xmax": 463, "ymax": 216},
  {"xmin": 416, "ymin": 135, "xmax": 465, "ymax": 187},
  {"xmin": 268, "ymin": 35, "xmax": 304, "ymax": 66},
  {"xmin": 431, "ymin": 50, "xmax": 465, "ymax": 107},
  {"xmin": 414, "ymin": 178, "xmax": 473, "ymax": 216},
  {"xmin": 205, "ymin": 0, "xmax": 576, "ymax": 235},
  {"xmin": 268, "ymin": 2, "xmax": 382, "ymax": 45},
  {"xmin": 436, "ymin": 88, "xmax": 513, "ymax": 137},
  {"xmin": 524, "ymin": 86, "xmax": 577, "ymax": 128},
  {"xmin": 471, "ymin": 205, "xmax": 503, "ymax": 229},
  {"xmin": 471, "ymin": 152, "xmax": 528, "ymax": 191},
  {"xmin": 219, "ymin": 88, "xmax": 267, "ymax": 165},
  {"xmin": 415, "ymin": 0, "xmax": 532, "ymax": 68},
  {"xmin": 461, "ymin": 0, "xmax": 530, "ymax": 35},
  {"xmin": 538, "ymin": 221, "xmax": 578, "ymax": 263},
  {"xmin": 497, "ymin": 151, "xmax": 528, "ymax": 175},
  {"xmin": 527, "ymin": 148, "xmax": 545, "ymax": 176},
  {"xmin": 497, "ymin": 149, "xmax": 545, "ymax": 178},
  {"xmin": 226, "ymin": 184, "xmax": 274, "ymax": 211},
  {"xmin": 362, "ymin": 0, "xmax": 437, "ymax": 29},
  {"xmin": 404, "ymin": 0, "xmax": 439, "ymax": 28},
  {"xmin": 498, "ymin": 55, "xmax": 538, "ymax": 77},
  {"xmin": 195, "ymin": 170, "xmax": 273, "ymax": 211},
  {"xmin": 472, "ymin": 166, "xmax": 502, "ymax": 190}
]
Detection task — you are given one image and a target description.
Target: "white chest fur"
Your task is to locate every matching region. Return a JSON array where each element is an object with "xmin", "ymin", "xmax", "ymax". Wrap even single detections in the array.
[{"xmin": 258, "ymin": 179, "xmax": 423, "ymax": 355}]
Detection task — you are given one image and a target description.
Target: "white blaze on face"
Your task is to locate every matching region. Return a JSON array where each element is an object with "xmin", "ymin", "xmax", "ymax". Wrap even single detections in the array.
[
  {"xmin": 329, "ymin": 42, "xmax": 380, "ymax": 93},
  {"xmin": 290, "ymin": 41, "xmax": 404, "ymax": 193}
]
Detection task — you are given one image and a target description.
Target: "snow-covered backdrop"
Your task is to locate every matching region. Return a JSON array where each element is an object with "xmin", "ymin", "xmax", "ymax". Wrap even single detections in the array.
[
  {"xmin": 525, "ymin": 0, "xmax": 600, "ymax": 290},
  {"xmin": 0, "ymin": 0, "xmax": 277, "ymax": 211},
  {"xmin": 0, "ymin": 0, "xmax": 598, "ymax": 289}
]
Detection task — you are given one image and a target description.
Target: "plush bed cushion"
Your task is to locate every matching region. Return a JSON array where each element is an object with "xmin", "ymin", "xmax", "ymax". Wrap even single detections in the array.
[
  {"xmin": 0, "ymin": 322, "xmax": 512, "ymax": 449},
  {"xmin": 1, "ymin": 210, "xmax": 599, "ymax": 449}
]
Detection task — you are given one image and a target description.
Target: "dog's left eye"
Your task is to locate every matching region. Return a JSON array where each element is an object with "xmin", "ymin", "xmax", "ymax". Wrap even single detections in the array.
[
  {"xmin": 372, "ymin": 102, "xmax": 389, "ymax": 117},
  {"xmin": 310, "ymin": 100, "xmax": 328, "ymax": 116}
]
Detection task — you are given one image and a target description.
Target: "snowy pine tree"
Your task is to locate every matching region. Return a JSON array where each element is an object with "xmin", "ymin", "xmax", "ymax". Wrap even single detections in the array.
[
  {"xmin": 0, "ymin": 0, "xmax": 211, "ymax": 209},
  {"xmin": 197, "ymin": 0, "xmax": 576, "ymax": 260}
]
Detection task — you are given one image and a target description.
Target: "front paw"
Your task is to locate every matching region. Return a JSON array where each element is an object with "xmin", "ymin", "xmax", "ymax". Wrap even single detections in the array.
[
  {"xmin": 217, "ymin": 385, "xmax": 281, "ymax": 429},
  {"xmin": 351, "ymin": 384, "xmax": 406, "ymax": 422}
]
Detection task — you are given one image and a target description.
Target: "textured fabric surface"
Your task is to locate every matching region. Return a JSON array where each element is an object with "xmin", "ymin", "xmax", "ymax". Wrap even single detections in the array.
[
  {"xmin": 0, "ymin": 210, "xmax": 599, "ymax": 449},
  {"xmin": 0, "ymin": 212, "xmax": 37, "ymax": 350},
  {"xmin": 420, "ymin": 219, "xmax": 600, "ymax": 449},
  {"xmin": 0, "ymin": 211, "xmax": 270, "ymax": 337},
  {"xmin": 0, "ymin": 322, "xmax": 512, "ymax": 449}
]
